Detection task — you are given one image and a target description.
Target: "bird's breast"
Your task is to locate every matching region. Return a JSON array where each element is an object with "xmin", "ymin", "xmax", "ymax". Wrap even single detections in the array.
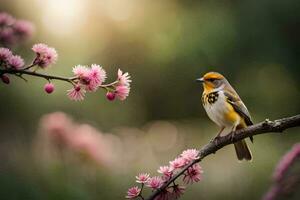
[{"xmin": 202, "ymin": 91, "xmax": 239, "ymax": 127}]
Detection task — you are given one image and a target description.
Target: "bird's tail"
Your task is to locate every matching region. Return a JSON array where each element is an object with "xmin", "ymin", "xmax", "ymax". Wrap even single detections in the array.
[{"xmin": 234, "ymin": 140, "xmax": 252, "ymax": 161}]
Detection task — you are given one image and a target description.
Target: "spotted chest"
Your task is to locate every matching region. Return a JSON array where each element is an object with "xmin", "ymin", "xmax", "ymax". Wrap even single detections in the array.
[
  {"xmin": 202, "ymin": 91, "xmax": 219, "ymax": 105},
  {"xmin": 202, "ymin": 91, "xmax": 239, "ymax": 127}
]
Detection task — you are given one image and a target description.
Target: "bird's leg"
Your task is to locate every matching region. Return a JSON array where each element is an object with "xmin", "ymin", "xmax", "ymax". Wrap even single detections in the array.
[
  {"xmin": 210, "ymin": 127, "xmax": 225, "ymax": 147},
  {"xmin": 230, "ymin": 125, "xmax": 237, "ymax": 142}
]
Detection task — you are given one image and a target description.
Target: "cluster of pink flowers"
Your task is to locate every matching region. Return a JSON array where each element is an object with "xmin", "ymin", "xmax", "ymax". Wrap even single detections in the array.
[
  {"xmin": 0, "ymin": 43, "xmax": 131, "ymax": 101},
  {"xmin": 67, "ymin": 65, "xmax": 131, "ymax": 101},
  {"xmin": 0, "ymin": 12, "xmax": 34, "ymax": 46},
  {"xmin": 126, "ymin": 149, "xmax": 203, "ymax": 200}
]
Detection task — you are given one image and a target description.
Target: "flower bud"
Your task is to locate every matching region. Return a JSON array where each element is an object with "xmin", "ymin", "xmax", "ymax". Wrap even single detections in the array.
[
  {"xmin": 106, "ymin": 92, "xmax": 115, "ymax": 101},
  {"xmin": 1, "ymin": 74, "xmax": 10, "ymax": 84},
  {"xmin": 44, "ymin": 83, "xmax": 54, "ymax": 94}
]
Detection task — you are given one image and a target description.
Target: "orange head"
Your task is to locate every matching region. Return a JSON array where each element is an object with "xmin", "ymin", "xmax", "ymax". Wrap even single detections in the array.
[{"xmin": 196, "ymin": 72, "xmax": 227, "ymax": 92}]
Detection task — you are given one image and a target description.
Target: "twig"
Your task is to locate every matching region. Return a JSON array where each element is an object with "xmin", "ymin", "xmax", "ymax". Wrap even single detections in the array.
[{"xmin": 146, "ymin": 114, "xmax": 300, "ymax": 200}]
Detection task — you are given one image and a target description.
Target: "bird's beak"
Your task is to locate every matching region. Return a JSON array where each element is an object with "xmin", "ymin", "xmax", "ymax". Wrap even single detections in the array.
[{"xmin": 196, "ymin": 77, "xmax": 204, "ymax": 83}]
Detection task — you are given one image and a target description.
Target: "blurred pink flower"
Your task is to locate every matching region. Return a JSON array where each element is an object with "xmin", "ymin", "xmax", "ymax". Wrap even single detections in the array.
[
  {"xmin": 273, "ymin": 143, "xmax": 300, "ymax": 182},
  {"xmin": 183, "ymin": 163, "xmax": 203, "ymax": 184},
  {"xmin": 0, "ymin": 12, "xmax": 14, "ymax": 26},
  {"xmin": 0, "ymin": 47, "xmax": 12, "ymax": 62},
  {"xmin": 0, "ymin": 27, "xmax": 15, "ymax": 45},
  {"xmin": 157, "ymin": 166, "xmax": 172, "ymax": 181},
  {"xmin": 32, "ymin": 43, "xmax": 58, "ymax": 68},
  {"xmin": 40, "ymin": 112, "xmax": 73, "ymax": 146},
  {"xmin": 115, "ymin": 85, "xmax": 130, "ymax": 101},
  {"xmin": 169, "ymin": 157, "xmax": 185, "ymax": 171},
  {"xmin": 136, "ymin": 173, "xmax": 150, "ymax": 184},
  {"xmin": 13, "ymin": 20, "xmax": 34, "ymax": 39},
  {"xmin": 69, "ymin": 124, "xmax": 107, "ymax": 165},
  {"xmin": 8, "ymin": 55, "xmax": 24, "ymax": 69},
  {"xmin": 44, "ymin": 83, "xmax": 55, "ymax": 94},
  {"xmin": 67, "ymin": 85, "xmax": 86, "ymax": 101},
  {"xmin": 126, "ymin": 186, "xmax": 141, "ymax": 199},
  {"xmin": 146, "ymin": 176, "xmax": 163, "ymax": 189},
  {"xmin": 181, "ymin": 149, "xmax": 199, "ymax": 164}
]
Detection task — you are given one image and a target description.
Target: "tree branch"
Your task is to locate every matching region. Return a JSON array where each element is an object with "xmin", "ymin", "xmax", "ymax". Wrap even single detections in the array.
[
  {"xmin": 0, "ymin": 68, "xmax": 76, "ymax": 83},
  {"xmin": 146, "ymin": 114, "xmax": 300, "ymax": 200}
]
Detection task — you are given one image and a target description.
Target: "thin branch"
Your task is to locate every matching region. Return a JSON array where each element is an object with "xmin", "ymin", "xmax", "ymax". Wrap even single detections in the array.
[
  {"xmin": 0, "ymin": 68, "xmax": 77, "ymax": 83},
  {"xmin": 146, "ymin": 114, "xmax": 300, "ymax": 200}
]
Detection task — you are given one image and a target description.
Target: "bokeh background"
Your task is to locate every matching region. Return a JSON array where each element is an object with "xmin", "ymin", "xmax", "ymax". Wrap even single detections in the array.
[{"xmin": 0, "ymin": 0, "xmax": 300, "ymax": 199}]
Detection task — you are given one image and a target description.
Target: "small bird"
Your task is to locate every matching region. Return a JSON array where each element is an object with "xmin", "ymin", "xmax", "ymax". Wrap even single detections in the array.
[{"xmin": 196, "ymin": 72, "xmax": 253, "ymax": 161}]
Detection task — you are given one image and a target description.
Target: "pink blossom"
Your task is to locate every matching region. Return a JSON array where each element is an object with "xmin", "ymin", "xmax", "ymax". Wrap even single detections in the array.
[
  {"xmin": 8, "ymin": 55, "xmax": 24, "ymax": 69},
  {"xmin": 157, "ymin": 166, "xmax": 172, "ymax": 181},
  {"xmin": 170, "ymin": 185, "xmax": 185, "ymax": 199},
  {"xmin": 0, "ymin": 47, "xmax": 12, "ymax": 62},
  {"xmin": 136, "ymin": 173, "xmax": 150, "ymax": 184},
  {"xmin": 126, "ymin": 186, "xmax": 141, "ymax": 199},
  {"xmin": 118, "ymin": 69, "xmax": 131, "ymax": 86},
  {"xmin": 13, "ymin": 20, "xmax": 34, "ymax": 39},
  {"xmin": 1, "ymin": 74, "xmax": 10, "ymax": 84},
  {"xmin": 67, "ymin": 85, "xmax": 86, "ymax": 101},
  {"xmin": 0, "ymin": 12, "xmax": 14, "ymax": 26},
  {"xmin": 69, "ymin": 124, "xmax": 107, "ymax": 165},
  {"xmin": 32, "ymin": 43, "xmax": 58, "ymax": 68},
  {"xmin": 181, "ymin": 149, "xmax": 200, "ymax": 164},
  {"xmin": 154, "ymin": 189, "xmax": 172, "ymax": 200},
  {"xmin": 0, "ymin": 27, "xmax": 15, "ymax": 45},
  {"xmin": 115, "ymin": 85, "xmax": 130, "ymax": 100},
  {"xmin": 183, "ymin": 163, "xmax": 203, "ymax": 184},
  {"xmin": 73, "ymin": 65, "xmax": 89, "ymax": 78},
  {"xmin": 273, "ymin": 143, "xmax": 300, "ymax": 182},
  {"xmin": 85, "ymin": 64, "xmax": 106, "ymax": 91},
  {"xmin": 44, "ymin": 83, "xmax": 55, "ymax": 94},
  {"xmin": 146, "ymin": 176, "xmax": 163, "ymax": 189},
  {"xmin": 106, "ymin": 92, "xmax": 116, "ymax": 101},
  {"xmin": 169, "ymin": 157, "xmax": 185, "ymax": 170}
]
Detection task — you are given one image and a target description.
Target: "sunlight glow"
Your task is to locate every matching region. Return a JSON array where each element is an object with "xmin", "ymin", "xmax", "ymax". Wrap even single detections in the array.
[{"xmin": 40, "ymin": 0, "xmax": 86, "ymax": 36}]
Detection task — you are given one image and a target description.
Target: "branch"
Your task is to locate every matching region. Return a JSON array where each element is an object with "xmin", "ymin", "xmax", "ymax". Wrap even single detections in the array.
[
  {"xmin": 146, "ymin": 114, "xmax": 300, "ymax": 200},
  {"xmin": 0, "ymin": 68, "xmax": 76, "ymax": 84}
]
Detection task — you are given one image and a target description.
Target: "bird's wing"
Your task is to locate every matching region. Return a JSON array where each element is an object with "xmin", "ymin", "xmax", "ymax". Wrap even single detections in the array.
[{"xmin": 224, "ymin": 90, "xmax": 254, "ymax": 143}]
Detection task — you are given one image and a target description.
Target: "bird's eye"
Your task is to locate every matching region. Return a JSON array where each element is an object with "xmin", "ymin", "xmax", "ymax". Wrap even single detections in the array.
[{"xmin": 207, "ymin": 78, "xmax": 215, "ymax": 82}]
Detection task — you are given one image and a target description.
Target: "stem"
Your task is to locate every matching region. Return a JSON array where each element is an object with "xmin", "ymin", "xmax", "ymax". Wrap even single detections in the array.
[
  {"xmin": 0, "ymin": 68, "xmax": 76, "ymax": 83},
  {"xmin": 146, "ymin": 114, "xmax": 300, "ymax": 200}
]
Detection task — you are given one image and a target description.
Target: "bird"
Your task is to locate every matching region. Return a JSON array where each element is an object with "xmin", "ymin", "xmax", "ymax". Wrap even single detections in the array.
[{"xmin": 196, "ymin": 71, "xmax": 253, "ymax": 161}]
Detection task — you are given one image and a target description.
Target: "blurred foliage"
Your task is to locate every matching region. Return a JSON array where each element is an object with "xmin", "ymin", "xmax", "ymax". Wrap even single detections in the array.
[{"xmin": 0, "ymin": 0, "xmax": 300, "ymax": 199}]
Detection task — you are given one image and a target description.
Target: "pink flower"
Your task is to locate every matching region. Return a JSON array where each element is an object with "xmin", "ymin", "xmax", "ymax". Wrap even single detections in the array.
[
  {"xmin": 170, "ymin": 185, "xmax": 185, "ymax": 199},
  {"xmin": 169, "ymin": 157, "xmax": 185, "ymax": 170},
  {"xmin": 32, "ymin": 43, "xmax": 58, "ymax": 68},
  {"xmin": 146, "ymin": 176, "xmax": 163, "ymax": 189},
  {"xmin": 67, "ymin": 85, "xmax": 86, "ymax": 101},
  {"xmin": 106, "ymin": 92, "xmax": 116, "ymax": 101},
  {"xmin": 0, "ymin": 12, "xmax": 14, "ymax": 26},
  {"xmin": 154, "ymin": 189, "xmax": 172, "ymax": 200},
  {"xmin": 0, "ymin": 47, "xmax": 12, "ymax": 62},
  {"xmin": 181, "ymin": 149, "xmax": 200, "ymax": 164},
  {"xmin": 273, "ymin": 143, "xmax": 300, "ymax": 182},
  {"xmin": 126, "ymin": 186, "xmax": 141, "ymax": 199},
  {"xmin": 115, "ymin": 85, "xmax": 130, "ymax": 101},
  {"xmin": 157, "ymin": 166, "xmax": 172, "ymax": 181},
  {"xmin": 73, "ymin": 65, "xmax": 89, "ymax": 78},
  {"xmin": 85, "ymin": 64, "xmax": 106, "ymax": 91},
  {"xmin": 136, "ymin": 173, "xmax": 150, "ymax": 184},
  {"xmin": 8, "ymin": 55, "xmax": 24, "ymax": 69},
  {"xmin": 183, "ymin": 163, "xmax": 203, "ymax": 184},
  {"xmin": 13, "ymin": 20, "xmax": 34, "ymax": 39},
  {"xmin": 44, "ymin": 83, "xmax": 55, "ymax": 94},
  {"xmin": 117, "ymin": 69, "xmax": 131, "ymax": 86}
]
